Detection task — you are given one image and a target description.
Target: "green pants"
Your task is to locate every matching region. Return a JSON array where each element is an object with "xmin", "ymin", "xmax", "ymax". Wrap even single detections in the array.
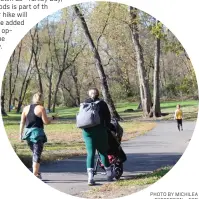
[{"xmin": 82, "ymin": 125, "xmax": 110, "ymax": 168}]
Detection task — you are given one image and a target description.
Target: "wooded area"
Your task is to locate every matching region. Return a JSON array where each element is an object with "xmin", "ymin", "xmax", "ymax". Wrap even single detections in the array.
[{"xmin": 1, "ymin": 2, "xmax": 198, "ymax": 118}]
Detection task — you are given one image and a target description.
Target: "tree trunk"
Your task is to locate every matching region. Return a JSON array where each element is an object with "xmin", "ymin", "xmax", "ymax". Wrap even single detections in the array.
[
  {"xmin": 137, "ymin": 102, "xmax": 142, "ymax": 110},
  {"xmin": 75, "ymin": 82, "xmax": 80, "ymax": 106},
  {"xmin": 8, "ymin": 50, "xmax": 16, "ymax": 112},
  {"xmin": 16, "ymin": 101, "xmax": 22, "ymax": 113},
  {"xmin": 8, "ymin": 42, "xmax": 22, "ymax": 112},
  {"xmin": 74, "ymin": 5, "xmax": 120, "ymax": 120},
  {"xmin": 30, "ymin": 25, "xmax": 43, "ymax": 94},
  {"xmin": 52, "ymin": 71, "xmax": 63, "ymax": 112},
  {"xmin": 71, "ymin": 66, "xmax": 81, "ymax": 106},
  {"xmin": 47, "ymin": 76, "xmax": 52, "ymax": 112},
  {"xmin": 129, "ymin": 7, "xmax": 152, "ymax": 117},
  {"xmin": 62, "ymin": 86, "xmax": 77, "ymax": 106},
  {"xmin": 17, "ymin": 79, "xmax": 31, "ymax": 113},
  {"xmin": 35, "ymin": 65, "xmax": 43, "ymax": 94},
  {"xmin": 16, "ymin": 51, "xmax": 33, "ymax": 113},
  {"xmin": 1, "ymin": 77, "xmax": 7, "ymax": 116},
  {"xmin": 153, "ymin": 25, "xmax": 161, "ymax": 117},
  {"xmin": 46, "ymin": 58, "xmax": 53, "ymax": 112},
  {"xmin": 8, "ymin": 59, "xmax": 13, "ymax": 112}
]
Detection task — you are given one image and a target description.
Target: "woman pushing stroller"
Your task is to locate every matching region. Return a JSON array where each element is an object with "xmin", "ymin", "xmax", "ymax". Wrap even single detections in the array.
[{"xmin": 78, "ymin": 88, "xmax": 116, "ymax": 186}]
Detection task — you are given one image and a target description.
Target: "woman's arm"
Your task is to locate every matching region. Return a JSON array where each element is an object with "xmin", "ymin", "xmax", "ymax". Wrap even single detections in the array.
[{"xmin": 41, "ymin": 107, "xmax": 54, "ymax": 125}]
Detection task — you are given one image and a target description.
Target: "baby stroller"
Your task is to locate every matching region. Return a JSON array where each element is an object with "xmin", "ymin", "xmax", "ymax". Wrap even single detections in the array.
[{"xmin": 93, "ymin": 118, "xmax": 127, "ymax": 180}]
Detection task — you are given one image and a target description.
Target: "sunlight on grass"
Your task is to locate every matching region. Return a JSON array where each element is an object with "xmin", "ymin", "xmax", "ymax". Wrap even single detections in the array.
[
  {"xmin": 83, "ymin": 166, "xmax": 172, "ymax": 198},
  {"xmin": 2, "ymin": 99, "xmax": 197, "ymax": 168},
  {"xmin": 115, "ymin": 166, "xmax": 171, "ymax": 186},
  {"xmin": 5, "ymin": 119, "xmax": 155, "ymax": 168},
  {"xmin": 3, "ymin": 100, "xmax": 198, "ymax": 123}
]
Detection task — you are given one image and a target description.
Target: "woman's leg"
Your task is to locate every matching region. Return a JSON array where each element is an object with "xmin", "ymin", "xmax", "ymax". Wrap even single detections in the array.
[
  {"xmin": 177, "ymin": 120, "xmax": 180, "ymax": 131},
  {"xmin": 94, "ymin": 126, "xmax": 115, "ymax": 181},
  {"xmin": 93, "ymin": 127, "xmax": 110, "ymax": 167},
  {"xmin": 83, "ymin": 131, "xmax": 96, "ymax": 168},
  {"xmin": 98, "ymin": 151, "xmax": 110, "ymax": 168},
  {"xmin": 83, "ymin": 131, "xmax": 96, "ymax": 185},
  {"xmin": 32, "ymin": 162, "xmax": 40, "ymax": 176},
  {"xmin": 180, "ymin": 119, "xmax": 183, "ymax": 130},
  {"xmin": 28, "ymin": 141, "xmax": 44, "ymax": 177}
]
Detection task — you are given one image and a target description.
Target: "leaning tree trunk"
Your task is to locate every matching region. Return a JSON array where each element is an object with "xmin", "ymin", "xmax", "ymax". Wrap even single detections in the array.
[
  {"xmin": 129, "ymin": 7, "xmax": 152, "ymax": 117},
  {"xmin": 74, "ymin": 5, "xmax": 120, "ymax": 120},
  {"xmin": 153, "ymin": 26, "xmax": 161, "ymax": 117}
]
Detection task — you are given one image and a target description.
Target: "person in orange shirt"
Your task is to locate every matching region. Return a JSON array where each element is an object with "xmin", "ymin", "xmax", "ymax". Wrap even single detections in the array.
[{"xmin": 174, "ymin": 104, "xmax": 183, "ymax": 131}]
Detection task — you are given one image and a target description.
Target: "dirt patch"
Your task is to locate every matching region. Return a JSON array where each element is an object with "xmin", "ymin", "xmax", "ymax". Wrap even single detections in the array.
[
  {"xmin": 78, "ymin": 166, "xmax": 171, "ymax": 199},
  {"xmin": 79, "ymin": 184, "xmax": 149, "ymax": 198}
]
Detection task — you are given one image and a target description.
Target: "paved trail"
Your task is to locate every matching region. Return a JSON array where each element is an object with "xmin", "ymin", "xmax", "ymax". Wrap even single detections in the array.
[{"xmin": 40, "ymin": 121, "xmax": 196, "ymax": 196}]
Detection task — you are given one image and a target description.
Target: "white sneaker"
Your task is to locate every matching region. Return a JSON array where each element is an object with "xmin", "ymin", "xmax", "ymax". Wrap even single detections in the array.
[
  {"xmin": 87, "ymin": 168, "xmax": 95, "ymax": 186},
  {"xmin": 88, "ymin": 179, "xmax": 95, "ymax": 186}
]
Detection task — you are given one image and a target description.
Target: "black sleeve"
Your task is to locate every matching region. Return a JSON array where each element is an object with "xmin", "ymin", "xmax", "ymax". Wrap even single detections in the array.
[{"xmin": 101, "ymin": 101, "xmax": 111, "ymax": 127}]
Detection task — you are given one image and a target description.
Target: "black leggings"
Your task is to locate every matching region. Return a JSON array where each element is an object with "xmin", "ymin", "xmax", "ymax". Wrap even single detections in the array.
[
  {"xmin": 176, "ymin": 119, "xmax": 183, "ymax": 130},
  {"xmin": 28, "ymin": 141, "xmax": 44, "ymax": 163}
]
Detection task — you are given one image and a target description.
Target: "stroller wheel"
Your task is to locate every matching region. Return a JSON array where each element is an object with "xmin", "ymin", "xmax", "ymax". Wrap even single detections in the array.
[{"xmin": 114, "ymin": 163, "xmax": 123, "ymax": 180}]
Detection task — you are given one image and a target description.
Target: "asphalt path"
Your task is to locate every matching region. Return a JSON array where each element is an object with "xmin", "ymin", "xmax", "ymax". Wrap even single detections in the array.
[{"xmin": 40, "ymin": 121, "xmax": 196, "ymax": 196}]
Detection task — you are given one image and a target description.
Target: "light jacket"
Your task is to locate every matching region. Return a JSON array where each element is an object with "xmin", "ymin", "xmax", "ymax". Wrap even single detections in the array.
[{"xmin": 22, "ymin": 127, "xmax": 47, "ymax": 143}]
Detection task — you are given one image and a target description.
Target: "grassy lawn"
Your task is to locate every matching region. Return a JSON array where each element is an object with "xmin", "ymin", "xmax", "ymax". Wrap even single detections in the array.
[
  {"xmin": 117, "ymin": 100, "xmax": 198, "ymax": 121},
  {"xmin": 5, "ymin": 121, "xmax": 156, "ymax": 168},
  {"xmin": 2, "ymin": 100, "xmax": 197, "ymax": 167},
  {"xmin": 81, "ymin": 166, "xmax": 172, "ymax": 199},
  {"xmin": 3, "ymin": 100, "xmax": 198, "ymax": 123},
  {"xmin": 159, "ymin": 100, "xmax": 198, "ymax": 120}
]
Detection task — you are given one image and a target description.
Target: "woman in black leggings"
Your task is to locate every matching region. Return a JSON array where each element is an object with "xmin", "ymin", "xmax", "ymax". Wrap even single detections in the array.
[{"xmin": 19, "ymin": 92, "xmax": 54, "ymax": 179}]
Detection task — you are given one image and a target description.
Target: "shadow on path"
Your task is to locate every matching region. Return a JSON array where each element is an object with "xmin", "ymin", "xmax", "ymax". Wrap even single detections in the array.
[{"xmin": 40, "ymin": 152, "xmax": 181, "ymax": 174}]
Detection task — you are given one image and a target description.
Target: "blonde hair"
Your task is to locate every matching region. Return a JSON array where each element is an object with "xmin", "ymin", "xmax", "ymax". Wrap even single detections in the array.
[
  {"xmin": 32, "ymin": 92, "xmax": 44, "ymax": 105},
  {"xmin": 176, "ymin": 104, "xmax": 181, "ymax": 108}
]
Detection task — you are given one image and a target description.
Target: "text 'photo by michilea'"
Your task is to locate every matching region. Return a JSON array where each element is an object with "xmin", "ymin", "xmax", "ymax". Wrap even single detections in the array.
[{"xmin": 1, "ymin": 1, "xmax": 198, "ymax": 198}]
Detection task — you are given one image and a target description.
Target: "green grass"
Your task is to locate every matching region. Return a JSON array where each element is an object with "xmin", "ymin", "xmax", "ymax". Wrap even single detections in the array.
[
  {"xmin": 115, "ymin": 166, "xmax": 171, "ymax": 186},
  {"xmin": 158, "ymin": 100, "xmax": 198, "ymax": 120},
  {"xmin": 5, "ymin": 119, "xmax": 156, "ymax": 168},
  {"xmin": 2, "ymin": 100, "xmax": 197, "ymax": 168},
  {"xmin": 82, "ymin": 166, "xmax": 172, "ymax": 198},
  {"xmin": 54, "ymin": 106, "xmax": 79, "ymax": 118},
  {"xmin": 160, "ymin": 100, "xmax": 198, "ymax": 110}
]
